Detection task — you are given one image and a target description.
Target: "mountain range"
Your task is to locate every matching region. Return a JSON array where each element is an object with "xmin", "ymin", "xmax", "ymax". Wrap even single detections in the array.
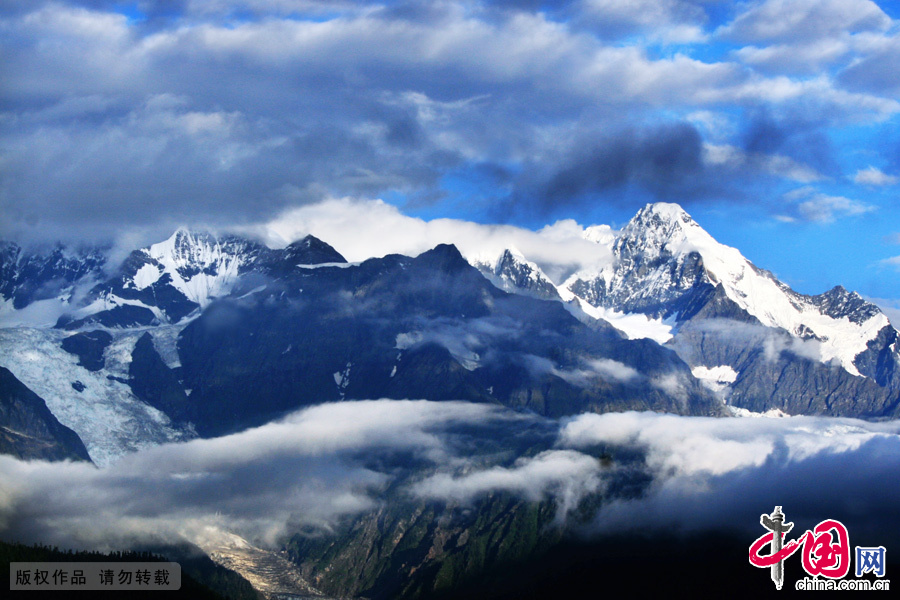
[{"xmin": 2, "ymin": 202, "xmax": 898, "ymax": 464}]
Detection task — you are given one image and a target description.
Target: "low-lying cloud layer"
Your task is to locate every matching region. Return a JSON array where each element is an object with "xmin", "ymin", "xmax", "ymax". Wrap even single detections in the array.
[
  {"xmin": 2, "ymin": 400, "xmax": 899, "ymax": 555},
  {"xmin": 0, "ymin": 400, "xmax": 532, "ymax": 549},
  {"xmin": 561, "ymin": 411, "xmax": 900, "ymax": 545}
]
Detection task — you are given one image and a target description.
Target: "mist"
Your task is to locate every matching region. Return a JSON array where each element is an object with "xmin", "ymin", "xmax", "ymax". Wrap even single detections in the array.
[{"xmin": 1, "ymin": 400, "xmax": 899, "ymax": 556}]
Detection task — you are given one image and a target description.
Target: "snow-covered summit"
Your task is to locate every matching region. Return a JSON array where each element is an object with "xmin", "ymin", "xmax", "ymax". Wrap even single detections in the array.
[
  {"xmin": 135, "ymin": 228, "xmax": 263, "ymax": 307},
  {"xmin": 473, "ymin": 247, "xmax": 560, "ymax": 300},
  {"xmin": 563, "ymin": 202, "xmax": 893, "ymax": 377},
  {"xmin": 55, "ymin": 229, "xmax": 349, "ymax": 327}
]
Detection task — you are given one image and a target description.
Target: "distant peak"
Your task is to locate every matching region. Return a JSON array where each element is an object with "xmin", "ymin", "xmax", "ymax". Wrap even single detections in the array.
[
  {"xmin": 414, "ymin": 243, "xmax": 470, "ymax": 273},
  {"xmin": 160, "ymin": 227, "xmax": 216, "ymax": 247},
  {"xmin": 498, "ymin": 247, "xmax": 526, "ymax": 262},
  {"xmin": 818, "ymin": 285, "xmax": 865, "ymax": 303},
  {"xmin": 636, "ymin": 202, "xmax": 693, "ymax": 223},
  {"xmin": 168, "ymin": 226, "xmax": 200, "ymax": 241},
  {"xmin": 286, "ymin": 234, "xmax": 323, "ymax": 249},
  {"xmin": 284, "ymin": 235, "xmax": 346, "ymax": 264},
  {"xmin": 493, "ymin": 247, "xmax": 531, "ymax": 273},
  {"xmin": 425, "ymin": 243, "xmax": 465, "ymax": 259}
]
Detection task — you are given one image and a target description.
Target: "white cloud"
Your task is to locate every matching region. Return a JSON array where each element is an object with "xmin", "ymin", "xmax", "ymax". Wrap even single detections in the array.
[
  {"xmin": 517, "ymin": 354, "xmax": 647, "ymax": 389},
  {"xmin": 686, "ymin": 110, "xmax": 735, "ymax": 140},
  {"xmin": 558, "ymin": 411, "xmax": 900, "ymax": 540},
  {"xmin": 734, "ymin": 38, "xmax": 850, "ymax": 74},
  {"xmin": 721, "ymin": 0, "xmax": 890, "ymax": 44},
  {"xmin": 585, "ymin": 358, "xmax": 641, "ymax": 384},
  {"xmin": 703, "ymin": 143, "xmax": 823, "ymax": 183},
  {"xmin": 3, "ymin": 1, "xmax": 900, "ymax": 242},
  {"xmin": 410, "ymin": 449, "xmax": 604, "ymax": 515},
  {"xmin": 0, "ymin": 400, "xmax": 516, "ymax": 549},
  {"xmin": 762, "ymin": 331, "xmax": 822, "ymax": 362},
  {"xmin": 257, "ymin": 197, "xmax": 613, "ymax": 284},
  {"xmin": 854, "ymin": 166, "xmax": 899, "ymax": 186},
  {"xmin": 3, "ymin": 400, "xmax": 900, "ymax": 558},
  {"xmin": 781, "ymin": 186, "xmax": 875, "ymax": 223},
  {"xmin": 575, "ymin": 0, "xmax": 708, "ymax": 43}
]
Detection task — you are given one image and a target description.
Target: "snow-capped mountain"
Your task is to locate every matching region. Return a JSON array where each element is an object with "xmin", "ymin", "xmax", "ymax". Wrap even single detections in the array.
[
  {"xmin": 477, "ymin": 203, "xmax": 899, "ymax": 416},
  {"xmin": 472, "ymin": 248, "xmax": 560, "ymax": 301},
  {"xmin": 0, "ymin": 242, "xmax": 108, "ymax": 327},
  {"xmin": 64, "ymin": 229, "xmax": 271, "ymax": 327},
  {"xmin": 53, "ymin": 230, "xmax": 349, "ymax": 329},
  {"xmin": 563, "ymin": 203, "xmax": 895, "ymax": 377},
  {"xmin": 0, "ymin": 242, "xmax": 108, "ymax": 309},
  {"xmin": 132, "ymin": 229, "xmax": 262, "ymax": 307},
  {"xmin": 2, "ymin": 203, "xmax": 899, "ymax": 465}
]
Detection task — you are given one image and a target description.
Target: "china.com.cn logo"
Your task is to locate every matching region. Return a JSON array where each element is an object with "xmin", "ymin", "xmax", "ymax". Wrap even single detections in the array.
[{"xmin": 748, "ymin": 506, "xmax": 889, "ymax": 591}]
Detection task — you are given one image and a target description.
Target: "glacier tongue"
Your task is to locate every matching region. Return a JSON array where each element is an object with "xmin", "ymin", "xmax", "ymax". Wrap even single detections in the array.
[
  {"xmin": 692, "ymin": 365, "xmax": 738, "ymax": 395},
  {"xmin": 0, "ymin": 327, "xmax": 192, "ymax": 466},
  {"xmin": 559, "ymin": 292, "xmax": 674, "ymax": 344}
]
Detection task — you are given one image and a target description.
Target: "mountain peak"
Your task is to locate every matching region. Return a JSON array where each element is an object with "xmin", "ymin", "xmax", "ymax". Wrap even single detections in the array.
[
  {"xmin": 636, "ymin": 202, "xmax": 692, "ymax": 222},
  {"xmin": 814, "ymin": 285, "xmax": 882, "ymax": 324},
  {"xmin": 139, "ymin": 229, "xmax": 265, "ymax": 309},
  {"xmin": 490, "ymin": 248, "xmax": 560, "ymax": 300},
  {"xmin": 626, "ymin": 203, "xmax": 696, "ymax": 236},
  {"xmin": 615, "ymin": 203, "xmax": 708, "ymax": 267},
  {"xmin": 151, "ymin": 228, "xmax": 219, "ymax": 261},
  {"xmin": 283, "ymin": 235, "xmax": 347, "ymax": 265},
  {"xmin": 413, "ymin": 243, "xmax": 471, "ymax": 274}
]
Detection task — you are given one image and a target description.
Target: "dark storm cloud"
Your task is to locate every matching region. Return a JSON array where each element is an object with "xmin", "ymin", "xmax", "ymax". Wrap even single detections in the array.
[
  {"xmin": 533, "ymin": 123, "xmax": 707, "ymax": 211},
  {"xmin": 499, "ymin": 118, "xmax": 824, "ymax": 221},
  {"xmin": 742, "ymin": 110, "xmax": 838, "ymax": 178}
]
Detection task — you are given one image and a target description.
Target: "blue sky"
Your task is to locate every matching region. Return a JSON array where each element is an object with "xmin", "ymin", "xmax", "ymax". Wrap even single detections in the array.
[{"xmin": 1, "ymin": 0, "xmax": 899, "ymax": 304}]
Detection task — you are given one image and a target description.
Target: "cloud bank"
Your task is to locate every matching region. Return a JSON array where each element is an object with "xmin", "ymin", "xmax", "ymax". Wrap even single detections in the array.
[
  {"xmin": 560, "ymin": 411, "xmax": 900, "ymax": 544},
  {"xmin": 0, "ymin": 400, "xmax": 529, "ymax": 549},
  {"xmin": 257, "ymin": 196, "xmax": 613, "ymax": 283},
  {"xmin": 2, "ymin": 400, "xmax": 899, "ymax": 555}
]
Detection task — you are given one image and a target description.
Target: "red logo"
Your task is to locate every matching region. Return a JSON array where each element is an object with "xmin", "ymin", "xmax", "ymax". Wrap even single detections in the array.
[{"xmin": 749, "ymin": 506, "xmax": 851, "ymax": 589}]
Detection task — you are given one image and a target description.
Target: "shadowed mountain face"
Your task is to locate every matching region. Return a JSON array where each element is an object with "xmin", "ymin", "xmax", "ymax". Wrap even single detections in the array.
[
  {"xmin": 0, "ymin": 366, "xmax": 91, "ymax": 462},
  {"xmin": 3, "ymin": 203, "xmax": 899, "ymax": 434},
  {"xmin": 176, "ymin": 244, "xmax": 722, "ymax": 436}
]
